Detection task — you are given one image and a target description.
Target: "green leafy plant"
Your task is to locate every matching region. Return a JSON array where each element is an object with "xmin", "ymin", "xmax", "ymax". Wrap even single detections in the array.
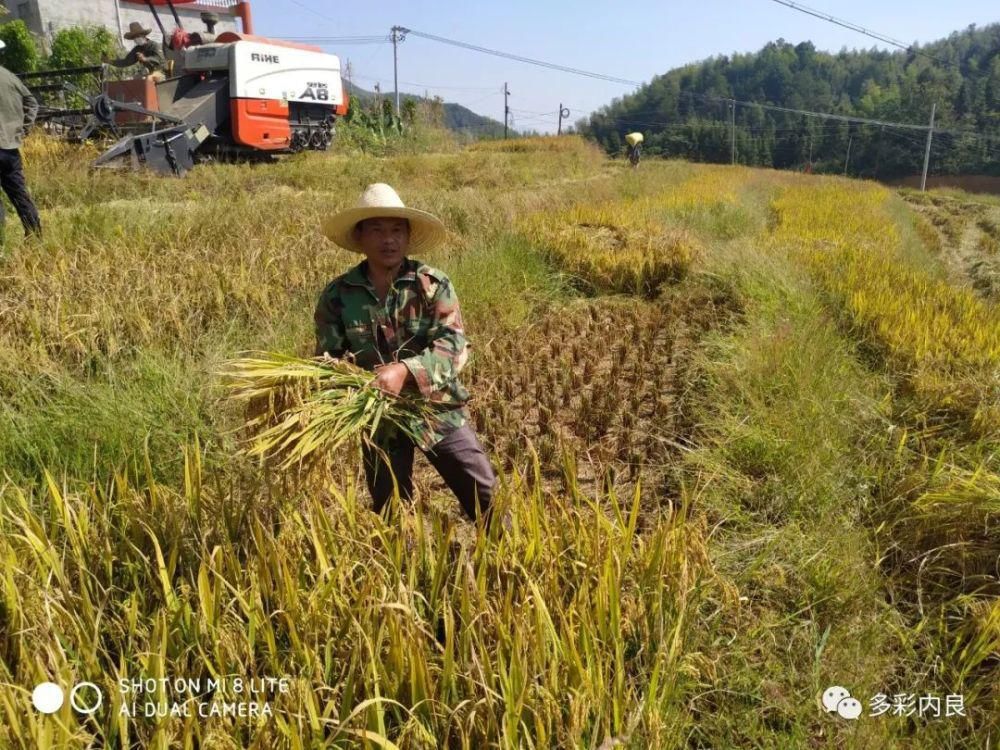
[
  {"xmin": 0, "ymin": 20, "xmax": 39, "ymax": 73},
  {"xmin": 46, "ymin": 25, "xmax": 118, "ymax": 69}
]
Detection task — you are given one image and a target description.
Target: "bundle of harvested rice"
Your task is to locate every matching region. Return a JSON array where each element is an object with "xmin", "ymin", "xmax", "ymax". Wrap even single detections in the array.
[{"xmin": 220, "ymin": 352, "xmax": 431, "ymax": 468}]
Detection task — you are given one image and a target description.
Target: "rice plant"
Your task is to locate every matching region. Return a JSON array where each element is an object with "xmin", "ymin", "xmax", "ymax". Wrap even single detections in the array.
[
  {"xmin": 771, "ymin": 181, "xmax": 1000, "ymax": 434},
  {"xmin": 521, "ymin": 198, "xmax": 698, "ymax": 296},
  {"xmin": 766, "ymin": 179, "xmax": 1000, "ymax": 727},
  {"xmin": 221, "ymin": 352, "xmax": 433, "ymax": 468}
]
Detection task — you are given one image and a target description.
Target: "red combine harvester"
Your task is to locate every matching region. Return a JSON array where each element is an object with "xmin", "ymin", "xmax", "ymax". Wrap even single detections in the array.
[{"xmin": 25, "ymin": 0, "xmax": 347, "ymax": 175}]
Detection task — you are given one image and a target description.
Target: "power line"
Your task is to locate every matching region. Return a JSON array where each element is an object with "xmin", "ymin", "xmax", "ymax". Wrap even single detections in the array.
[
  {"xmin": 578, "ymin": 110, "xmax": 861, "ymax": 132},
  {"xmin": 591, "ymin": 91, "xmax": 935, "ymax": 132},
  {"xmin": 456, "ymin": 91, "xmax": 505, "ymax": 107},
  {"xmin": 565, "ymin": 90, "xmax": 939, "ymax": 134},
  {"xmin": 511, "ymin": 114, "xmax": 560, "ymax": 124},
  {"xmin": 766, "ymin": 0, "xmax": 957, "ymax": 68},
  {"xmin": 767, "ymin": 0, "xmax": 910, "ymax": 50},
  {"xmin": 401, "ymin": 82, "xmax": 500, "ymax": 92},
  {"xmin": 398, "ymin": 27, "xmax": 643, "ymax": 87},
  {"xmin": 679, "ymin": 89, "xmax": 935, "ymax": 131},
  {"xmin": 350, "ymin": 72, "xmax": 498, "ymax": 93},
  {"xmin": 287, "ymin": 37, "xmax": 390, "ymax": 45},
  {"xmin": 284, "ymin": 0, "xmax": 340, "ymax": 24},
  {"xmin": 509, "ymin": 107, "xmax": 560, "ymax": 117},
  {"xmin": 589, "ymin": 90, "xmax": 1000, "ymax": 144}
]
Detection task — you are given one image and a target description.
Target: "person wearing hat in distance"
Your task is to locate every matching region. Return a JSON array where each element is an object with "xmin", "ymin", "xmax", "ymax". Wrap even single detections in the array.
[
  {"xmin": 104, "ymin": 22, "xmax": 167, "ymax": 81},
  {"xmin": 0, "ymin": 39, "xmax": 41, "ymax": 243},
  {"xmin": 315, "ymin": 183, "xmax": 499, "ymax": 528}
]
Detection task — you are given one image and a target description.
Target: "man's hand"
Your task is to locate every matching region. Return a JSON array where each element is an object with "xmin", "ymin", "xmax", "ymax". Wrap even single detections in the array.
[
  {"xmin": 136, "ymin": 52, "xmax": 147, "ymax": 63},
  {"xmin": 373, "ymin": 362, "xmax": 412, "ymax": 397}
]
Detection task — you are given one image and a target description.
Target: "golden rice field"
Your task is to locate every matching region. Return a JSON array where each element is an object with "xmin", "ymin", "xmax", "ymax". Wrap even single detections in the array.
[
  {"xmin": 773, "ymin": 183, "xmax": 1000, "ymax": 434},
  {"xmin": 0, "ymin": 132, "xmax": 998, "ymax": 748}
]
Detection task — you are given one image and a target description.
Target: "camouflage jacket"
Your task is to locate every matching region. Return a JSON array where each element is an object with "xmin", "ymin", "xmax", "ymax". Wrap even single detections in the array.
[
  {"xmin": 314, "ymin": 257, "xmax": 470, "ymax": 450},
  {"xmin": 111, "ymin": 41, "xmax": 166, "ymax": 74}
]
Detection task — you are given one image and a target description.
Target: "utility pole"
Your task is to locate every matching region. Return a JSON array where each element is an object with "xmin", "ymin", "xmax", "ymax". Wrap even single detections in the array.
[
  {"xmin": 558, "ymin": 103, "xmax": 570, "ymax": 136},
  {"xmin": 345, "ymin": 60, "xmax": 353, "ymax": 96},
  {"xmin": 729, "ymin": 99, "xmax": 736, "ymax": 165},
  {"xmin": 921, "ymin": 102, "xmax": 937, "ymax": 192},
  {"xmin": 374, "ymin": 82, "xmax": 381, "ymax": 112},
  {"xmin": 844, "ymin": 135, "xmax": 853, "ymax": 176},
  {"xmin": 390, "ymin": 26, "xmax": 408, "ymax": 116},
  {"xmin": 874, "ymin": 125, "xmax": 884, "ymax": 178},
  {"xmin": 504, "ymin": 82, "xmax": 510, "ymax": 139}
]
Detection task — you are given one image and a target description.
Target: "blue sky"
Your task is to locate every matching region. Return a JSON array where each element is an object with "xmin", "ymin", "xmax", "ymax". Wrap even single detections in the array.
[{"xmin": 252, "ymin": 0, "xmax": 998, "ymax": 132}]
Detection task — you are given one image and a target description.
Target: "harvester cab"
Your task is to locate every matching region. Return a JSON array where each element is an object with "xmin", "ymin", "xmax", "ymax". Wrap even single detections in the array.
[{"xmin": 25, "ymin": 0, "xmax": 347, "ymax": 176}]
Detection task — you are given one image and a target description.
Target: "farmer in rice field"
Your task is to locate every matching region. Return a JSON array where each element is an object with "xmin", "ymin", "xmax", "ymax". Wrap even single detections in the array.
[
  {"xmin": 625, "ymin": 132, "xmax": 643, "ymax": 168},
  {"xmin": 314, "ymin": 183, "xmax": 499, "ymax": 527},
  {"xmin": 104, "ymin": 22, "xmax": 167, "ymax": 81},
  {"xmin": 0, "ymin": 39, "xmax": 42, "ymax": 243}
]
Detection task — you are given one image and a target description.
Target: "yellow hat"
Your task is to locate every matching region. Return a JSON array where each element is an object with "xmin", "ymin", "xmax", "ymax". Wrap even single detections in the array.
[{"xmin": 321, "ymin": 183, "xmax": 446, "ymax": 254}]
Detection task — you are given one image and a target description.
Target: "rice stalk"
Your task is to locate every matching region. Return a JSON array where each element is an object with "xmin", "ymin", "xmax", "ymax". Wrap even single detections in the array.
[{"xmin": 219, "ymin": 352, "xmax": 433, "ymax": 469}]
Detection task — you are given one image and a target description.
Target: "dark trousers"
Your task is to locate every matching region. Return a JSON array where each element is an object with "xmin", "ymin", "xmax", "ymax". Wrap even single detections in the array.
[
  {"xmin": 0, "ymin": 148, "xmax": 41, "ymax": 240},
  {"xmin": 362, "ymin": 424, "xmax": 497, "ymax": 524}
]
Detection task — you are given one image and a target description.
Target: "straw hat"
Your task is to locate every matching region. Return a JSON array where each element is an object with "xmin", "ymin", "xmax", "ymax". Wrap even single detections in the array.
[
  {"xmin": 322, "ymin": 183, "xmax": 446, "ymax": 254},
  {"xmin": 124, "ymin": 22, "xmax": 152, "ymax": 40}
]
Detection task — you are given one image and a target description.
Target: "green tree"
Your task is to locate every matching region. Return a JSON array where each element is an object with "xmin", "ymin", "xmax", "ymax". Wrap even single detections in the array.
[
  {"xmin": 46, "ymin": 26, "xmax": 118, "ymax": 69},
  {"xmin": 0, "ymin": 20, "xmax": 39, "ymax": 73},
  {"xmin": 39, "ymin": 26, "xmax": 119, "ymax": 108}
]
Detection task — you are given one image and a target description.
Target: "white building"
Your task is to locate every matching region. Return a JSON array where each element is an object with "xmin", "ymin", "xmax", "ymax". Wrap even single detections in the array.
[{"xmin": 1, "ymin": 0, "xmax": 252, "ymax": 49}]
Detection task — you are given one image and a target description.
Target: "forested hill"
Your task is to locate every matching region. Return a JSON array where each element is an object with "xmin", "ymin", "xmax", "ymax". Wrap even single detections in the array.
[{"xmin": 582, "ymin": 24, "xmax": 1000, "ymax": 178}]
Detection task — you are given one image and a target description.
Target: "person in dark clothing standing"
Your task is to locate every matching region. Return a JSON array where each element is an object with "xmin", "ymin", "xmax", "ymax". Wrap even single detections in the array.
[
  {"xmin": 0, "ymin": 40, "xmax": 41, "ymax": 243},
  {"xmin": 105, "ymin": 22, "xmax": 167, "ymax": 81}
]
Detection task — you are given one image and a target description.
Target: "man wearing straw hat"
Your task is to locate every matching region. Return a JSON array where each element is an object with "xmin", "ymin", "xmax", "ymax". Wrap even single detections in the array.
[
  {"xmin": 104, "ymin": 22, "xmax": 167, "ymax": 81},
  {"xmin": 315, "ymin": 183, "xmax": 498, "ymax": 527}
]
